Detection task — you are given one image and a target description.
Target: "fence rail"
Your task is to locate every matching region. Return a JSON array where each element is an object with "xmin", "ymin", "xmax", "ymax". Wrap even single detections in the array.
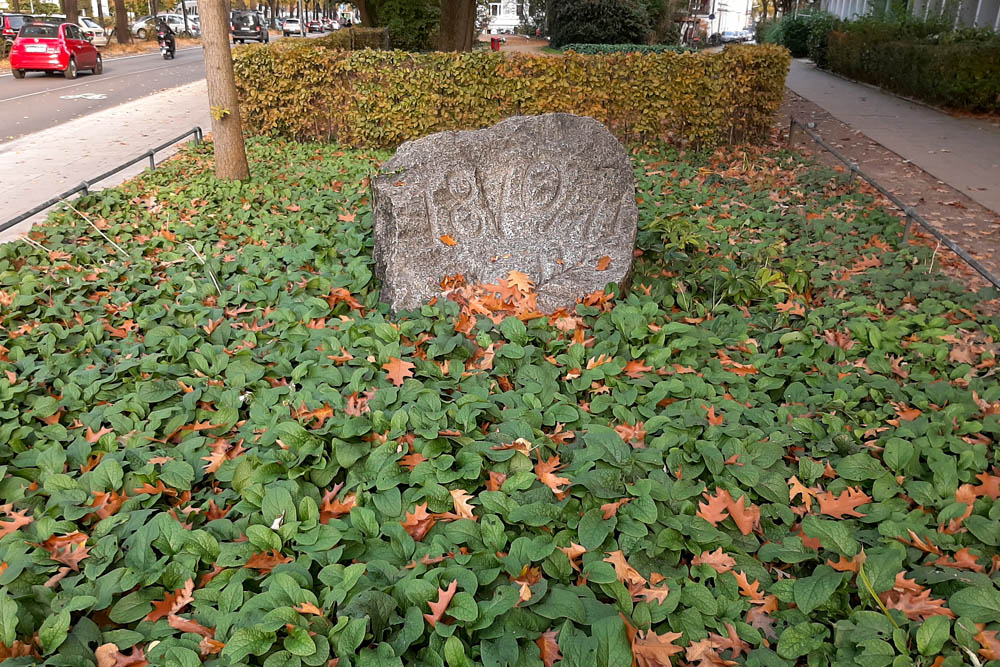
[
  {"xmin": 787, "ymin": 117, "xmax": 1000, "ymax": 291},
  {"xmin": 0, "ymin": 126, "xmax": 203, "ymax": 236}
]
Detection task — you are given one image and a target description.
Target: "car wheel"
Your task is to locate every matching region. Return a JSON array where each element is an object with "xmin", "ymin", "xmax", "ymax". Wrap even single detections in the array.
[
  {"xmin": 94, "ymin": 54, "xmax": 103, "ymax": 74},
  {"xmin": 64, "ymin": 58, "xmax": 77, "ymax": 79},
  {"xmin": 12, "ymin": 68, "xmax": 25, "ymax": 79},
  {"xmin": 137, "ymin": 27, "xmax": 146, "ymax": 39}
]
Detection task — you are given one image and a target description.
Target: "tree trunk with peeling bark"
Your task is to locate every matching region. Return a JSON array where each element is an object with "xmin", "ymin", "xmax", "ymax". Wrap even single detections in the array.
[
  {"xmin": 439, "ymin": 0, "xmax": 477, "ymax": 51},
  {"xmin": 200, "ymin": 0, "xmax": 251, "ymax": 180}
]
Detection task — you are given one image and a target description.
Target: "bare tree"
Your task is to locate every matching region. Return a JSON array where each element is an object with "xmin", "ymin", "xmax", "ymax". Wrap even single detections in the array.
[
  {"xmin": 114, "ymin": 0, "xmax": 132, "ymax": 44},
  {"xmin": 200, "ymin": 0, "xmax": 251, "ymax": 180}
]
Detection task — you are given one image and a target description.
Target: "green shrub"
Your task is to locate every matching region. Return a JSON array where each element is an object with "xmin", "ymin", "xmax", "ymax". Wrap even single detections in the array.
[
  {"xmin": 760, "ymin": 14, "xmax": 812, "ymax": 57},
  {"xmin": 559, "ymin": 42, "xmax": 693, "ymax": 53},
  {"xmin": 233, "ymin": 45, "xmax": 790, "ymax": 149},
  {"xmin": 550, "ymin": 0, "xmax": 651, "ymax": 48},
  {"xmin": 805, "ymin": 13, "xmax": 840, "ymax": 68},
  {"xmin": 826, "ymin": 31, "xmax": 1000, "ymax": 112},
  {"xmin": 278, "ymin": 27, "xmax": 388, "ymax": 51}
]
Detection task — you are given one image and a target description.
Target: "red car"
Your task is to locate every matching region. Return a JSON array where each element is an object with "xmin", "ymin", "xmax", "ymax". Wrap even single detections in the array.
[{"xmin": 9, "ymin": 22, "xmax": 103, "ymax": 79}]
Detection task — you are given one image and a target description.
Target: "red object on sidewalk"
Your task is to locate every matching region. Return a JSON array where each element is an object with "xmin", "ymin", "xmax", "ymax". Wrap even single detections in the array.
[{"xmin": 490, "ymin": 36, "xmax": 501, "ymax": 51}]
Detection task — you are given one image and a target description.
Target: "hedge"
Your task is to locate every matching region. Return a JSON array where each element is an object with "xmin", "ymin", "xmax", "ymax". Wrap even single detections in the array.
[
  {"xmin": 826, "ymin": 33, "xmax": 1000, "ymax": 113},
  {"xmin": 233, "ymin": 45, "xmax": 790, "ymax": 149},
  {"xmin": 267, "ymin": 27, "xmax": 388, "ymax": 51},
  {"xmin": 559, "ymin": 43, "xmax": 693, "ymax": 54}
]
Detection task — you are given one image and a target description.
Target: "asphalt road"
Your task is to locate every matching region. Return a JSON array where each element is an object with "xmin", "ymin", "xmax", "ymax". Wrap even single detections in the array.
[
  {"xmin": 0, "ymin": 46, "xmax": 210, "ymax": 143},
  {"xmin": 0, "ymin": 32, "xmax": 318, "ymax": 144}
]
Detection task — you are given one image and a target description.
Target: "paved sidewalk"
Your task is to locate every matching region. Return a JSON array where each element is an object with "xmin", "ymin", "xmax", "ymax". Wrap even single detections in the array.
[
  {"xmin": 785, "ymin": 59, "xmax": 1000, "ymax": 216},
  {"xmin": 0, "ymin": 79, "xmax": 211, "ymax": 244}
]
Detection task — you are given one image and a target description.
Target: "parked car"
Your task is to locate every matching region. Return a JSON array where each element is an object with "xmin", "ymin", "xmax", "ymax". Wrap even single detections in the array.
[
  {"xmin": 281, "ymin": 17, "xmax": 301, "ymax": 36},
  {"xmin": 1, "ymin": 13, "xmax": 31, "ymax": 45},
  {"xmin": 720, "ymin": 30, "xmax": 742, "ymax": 43},
  {"xmin": 231, "ymin": 9, "xmax": 268, "ymax": 43},
  {"xmin": 306, "ymin": 19, "xmax": 322, "ymax": 32},
  {"xmin": 9, "ymin": 22, "xmax": 103, "ymax": 79},
  {"xmin": 132, "ymin": 14, "xmax": 196, "ymax": 39},
  {"xmin": 77, "ymin": 16, "xmax": 109, "ymax": 46}
]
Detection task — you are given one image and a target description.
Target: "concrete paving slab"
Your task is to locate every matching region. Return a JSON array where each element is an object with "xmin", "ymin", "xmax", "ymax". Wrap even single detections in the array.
[
  {"xmin": 0, "ymin": 79, "xmax": 211, "ymax": 244},
  {"xmin": 785, "ymin": 58, "xmax": 1000, "ymax": 216}
]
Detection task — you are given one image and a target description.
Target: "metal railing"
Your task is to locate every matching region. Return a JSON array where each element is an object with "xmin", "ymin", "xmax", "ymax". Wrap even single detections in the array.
[
  {"xmin": 0, "ymin": 126, "xmax": 203, "ymax": 235},
  {"xmin": 787, "ymin": 117, "xmax": 1000, "ymax": 291}
]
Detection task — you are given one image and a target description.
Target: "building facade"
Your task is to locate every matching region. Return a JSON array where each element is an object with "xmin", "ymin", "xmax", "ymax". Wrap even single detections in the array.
[
  {"xmin": 486, "ymin": 0, "xmax": 522, "ymax": 33},
  {"xmin": 821, "ymin": 0, "xmax": 1000, "ymax": 29}
]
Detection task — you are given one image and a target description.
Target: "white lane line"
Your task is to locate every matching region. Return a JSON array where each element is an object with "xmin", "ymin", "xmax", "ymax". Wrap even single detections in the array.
[
  {"xmin": 0, "ymin": 59, "xmax": 203, "ymax": 103},
  {"xmin": 0, "ymin": 46, "xmax": 201, "ymax": 80}
]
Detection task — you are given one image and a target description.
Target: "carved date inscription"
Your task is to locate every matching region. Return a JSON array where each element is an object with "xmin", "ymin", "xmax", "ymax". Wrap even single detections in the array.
[{"xmin": 373, "ymin": 113, "xmax": 638, "ymax": 313}]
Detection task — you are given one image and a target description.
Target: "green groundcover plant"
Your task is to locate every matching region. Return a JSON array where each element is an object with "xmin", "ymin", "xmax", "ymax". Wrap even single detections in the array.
[{"xmin": 0, "ymin": 138, "xmax": 998, "ymax": 667}]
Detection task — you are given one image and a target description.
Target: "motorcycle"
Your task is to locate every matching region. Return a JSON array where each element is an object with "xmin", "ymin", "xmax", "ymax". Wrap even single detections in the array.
[{"xmin": 157, "ymin": 29, "xmax": 175, "ymax": 60}]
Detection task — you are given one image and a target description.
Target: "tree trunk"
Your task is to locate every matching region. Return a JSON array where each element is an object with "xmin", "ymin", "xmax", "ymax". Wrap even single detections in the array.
[
  {"xmin": 268, "ymin": 0, "xmax": 278, "ymax": 27},
  {"xmin": 355, "ymin": 0, "xmax": 377, "ymax": 26},
  {"xmin": 439, "ymin": 0, "xmax": 477, "ymax": 51},
  {"xmin": 200, "ymin": 0, "xmax": 251, "ymax": 180},
  {"xmin": 13, "ymin": 0, "xmax": 20, "ymax": 13},
  {"xmin": 97, "ymin": 0, "xmax": 106, "ymax": 29},
  {"xmin": 114, "ymin": 0, "xmax": 131, "ymax": 43}
]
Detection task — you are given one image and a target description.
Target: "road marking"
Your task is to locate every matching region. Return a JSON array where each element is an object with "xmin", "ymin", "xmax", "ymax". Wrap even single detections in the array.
[
  {"xmin": 0, "ymin": 46, "xmax": 201, "ymax": 80},
  {"xmin": 0, "ymin": 60, "xmax": 203, "ymax": 104},
  {"xmin": 60, "ymin": 93, "xmax": 109, "ymax": 100}
]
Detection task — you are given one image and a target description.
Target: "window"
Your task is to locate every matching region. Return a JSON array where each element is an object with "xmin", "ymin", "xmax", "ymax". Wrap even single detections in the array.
[
  {"xmin": 490, "ymin": 3, "xmax": 500, "ymax": 16},
  {"xmin": 20, "ymin": 23, "xmax": 58, "ymax": 37},
  {"xmin": 81, "ymin": 18, "xmax": 100, "ymax": 28}
]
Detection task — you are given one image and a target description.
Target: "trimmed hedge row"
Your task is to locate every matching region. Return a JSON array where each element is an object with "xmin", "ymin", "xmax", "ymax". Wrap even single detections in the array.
[
  {"xmin": 826, "ymin": 33, "xmax": 1000, "ymax": 113},
  {"xmin": 559, "ymin": 43, "xmax": 693, "ymax": 54},
  {"xmin": 233, "ymin": 45, "xmax": 790, "ymax": 149},
  {"xmin": 268, "ymin": 27, "xmax": 388, "ymax": 51}
]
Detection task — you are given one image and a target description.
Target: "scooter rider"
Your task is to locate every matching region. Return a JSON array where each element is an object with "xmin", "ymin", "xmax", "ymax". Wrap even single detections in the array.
[{"xmin": 156, "ymin": 17, "xmax": 175, "ymax": 55}]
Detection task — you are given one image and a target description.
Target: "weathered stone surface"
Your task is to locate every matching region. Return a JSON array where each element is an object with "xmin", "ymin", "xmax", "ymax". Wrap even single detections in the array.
[{"xmin": 372, "ymin": 113, "xmax": 638, "ymax": 313}]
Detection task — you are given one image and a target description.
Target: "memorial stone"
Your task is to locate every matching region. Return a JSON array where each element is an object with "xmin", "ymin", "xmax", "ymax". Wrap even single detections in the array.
[{"xmin": 372, "ymin": 113, "xmax": 638, "ymax": 313}]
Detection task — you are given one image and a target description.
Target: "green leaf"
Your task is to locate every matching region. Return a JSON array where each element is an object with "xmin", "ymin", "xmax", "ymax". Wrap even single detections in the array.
[
  {"xmin": 777, "ymin": 622, "xmax": 827, "ymax": 659},
  {"xmin": 39, "ymin": 609, "xmax": 71, "ymax": 654},
  {"xmin": 284, "ymin": 625, "xmax": 317, "ymax": 656},
  {"xmin": 0, "ymin": 592, "xmax": 17, "ymax": 647},
  {"xmin": 223, "ymin": 628, "xmax": 277, "ymax": 662},
  {"xmin": 793, "ymin": 566, "xmax": 844, "ymax": 615},
  {"xmin": 948, "ymin": 585, "xmax": 1000, "ymax": 622},
  {"xmin": 802, "ymin": 516, "xmax": 858, "ymax": 556},
  {"xmin": 916, "ymin": 615, "xmax": 949, "ymax": 655}
]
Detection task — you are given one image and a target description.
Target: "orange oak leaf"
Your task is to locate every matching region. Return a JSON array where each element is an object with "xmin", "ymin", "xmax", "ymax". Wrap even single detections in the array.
[
  {"xmin": 486, "ymin": 471, "xmax": 508, "ymax": 491},
  {"xmin": 294, "ymin": 602, "xmax": 324, "ymax": 616},
  {"xmin": 401, "ymin": 503, "xmax": 437, "ymax": 541},
  {"xmin": 423, "ymin": 579, "xmax": 458, "ymax": 627},
  {"xmin": 727, "ymin": 494, "xmax": 760, "ymax": 536},
  {"xmin": 319, "ymin": 485, "xmax": 356, "ymax": 524},
  {"xmin": 167, "ymin": 614, "xmax": 215, "ymax": 638},
  {"xmin": 439, "ymin": 235, "xmax": 458, "ymax": 246},
  {"xmin": 0, "ymin": 504, "xmax": 33, "ymax": 537},
  {"xmin": 507, "ymin": 270, "xmax": 535, "ymax": 294},
  {"xmin": 88, "ymin": 490, "xmax": 127, "ymax": 521},
  {"xmin": 827, "ymin": 550, "xmax": 867, "ymax": 574},
  {"xmin": 787, "ymin": 476, "xmax": 816, "ymax": 505},
  {"xmin": 85, "ymin": 426, "xmax": 113, "ymax": 443},
  {"xmin": 975, "ymin": 630, "xmax": 1000, "ymax": 662},
  {"xmin": 932, "ymin": 547, "xmax": 984, "ymax": 573},
  {"xmin": 535, "ymin": 456, "xmax": 571, "ymax": 497},
  {"xmin": 697, "ymin": 488, "xmax": 732, "ymax": 526},
  {"xmin": 897, "ymin": 529, "xmax": 943, "ymax": 555},
  {"xmin": 198, "ymin": 637, "xmax": 224, "ymax": 656},
  {"xmin": 747, "ymin": 595, "xmax": 779, "ymax": 640},
  {"xmin": 686, "ymin": 638, "xmax": 737, "ymax": 667},
  {"xmin": 884, "ymin": 589, "xmax": 954, "ymax": 621},
  {"xmin": 448, "ymin": 489, "xmax": 477, "ymax": 521},
  {"xmin": 635, "ymin": 584, "xmax": 671, "ymax": 604},
  {"xmin": 382, "ymin": 357, "xmax": 415, "ymax": 386},
  {"xmin": 701, "ymin": 404, "xmax": 724, "ymax": 426},
  {"xmin": 733, "ymin": 571, "xmax": 765, "ymax": 603},
  {"xmin": 345, "ymin": 391, "xmax": 373, "ymax": 416},
  {"xmin": 816, "ymin": 487, "xmax": 872, "ymax": 519},
  {"xmin": 244, "ymin": 550, "xmax": 293, "ymax": 573},
  {"xmin": 399, "ymin": 452, "xmax": 427, "ymax": 471},
  {"xmin": 604, "ymin": 550, "xmax": 647, "ymax": 588},
  {"xmin": 624, "ymin": 359, "xmax": 654, "ymax": 379},
  {"xmin": 146, "ymin": 579, "xmax": 195, "ymax": 622},
  {"xmin": 692, "ymin": 548, "xmax": 736, "ymax": 574},
  {"xmin": 50, "ymin": 541, "xmax": 91, "ymax": 572},
  {"xmin": 631, "ymin": 628, "xmax": 685, "ymax": 667},
  {"xmin": 708, "ymin": 622, "xmax": 749, "ymax": 659},
  {"xmin": 536, "ymin": 630, "xmax": 562, "ymax": 667},
  {"xmin": 601, "ymin": 497, "xmax": 631, "ymax": 519},
  {"xmin": 558, "ymin": 543, "xmax": 587, "ymax": 572},
  {"xmin": 596, "ymin": 256, "xmax": 611, "ymax": 271},
  {"xmin": 95, "ymin": 643, "xmax": 149, "ymax": 667}
]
